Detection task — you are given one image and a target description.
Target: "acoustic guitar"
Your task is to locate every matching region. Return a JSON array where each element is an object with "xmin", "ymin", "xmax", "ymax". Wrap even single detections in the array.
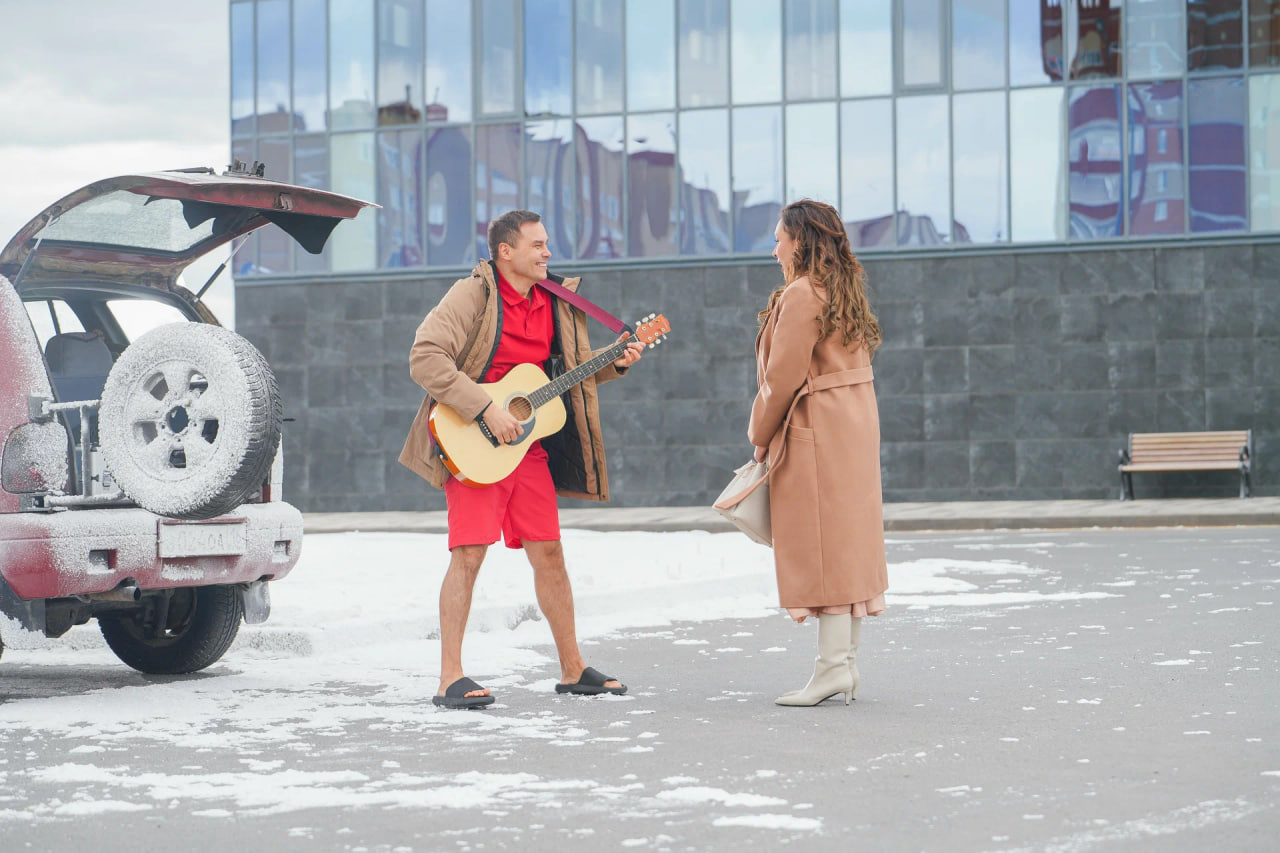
[{"xmin": 428, "ymin": 314, "xmax": 671, "ymax": 485}]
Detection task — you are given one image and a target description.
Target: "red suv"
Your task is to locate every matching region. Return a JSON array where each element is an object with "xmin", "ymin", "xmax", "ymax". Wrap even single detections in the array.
[{"xmin": 0, "ymin": 166, "xmax": 372, "ymax": 673}]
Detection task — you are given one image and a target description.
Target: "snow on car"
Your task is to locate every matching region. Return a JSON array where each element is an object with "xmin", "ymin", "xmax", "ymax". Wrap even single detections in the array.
[{"xmin": 0, "ymin": 164, "xmax": 375, "ymax": 673}]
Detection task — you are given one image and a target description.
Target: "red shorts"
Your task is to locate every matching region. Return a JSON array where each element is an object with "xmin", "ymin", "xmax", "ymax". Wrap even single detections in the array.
[{"xmin": 444, "ymin": 443, "xmax": 560, "ymax": 550}]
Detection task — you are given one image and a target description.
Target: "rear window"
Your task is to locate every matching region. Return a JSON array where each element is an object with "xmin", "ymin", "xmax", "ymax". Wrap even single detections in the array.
[
  {"xmin": 37, "ymin": 191, "xmax": 249, "ymax": 254},
  {"xmin": 24, "ymin": 299, "xmax": 85, "ymax": 350}
]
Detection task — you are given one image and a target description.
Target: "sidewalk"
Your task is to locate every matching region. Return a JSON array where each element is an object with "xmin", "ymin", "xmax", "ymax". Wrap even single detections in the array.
[{"xmin": 303, "ymin": 497, "xmax": 1280, "ymax": 535}]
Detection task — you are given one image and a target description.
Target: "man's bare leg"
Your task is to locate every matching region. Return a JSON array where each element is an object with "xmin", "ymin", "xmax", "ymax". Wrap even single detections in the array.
[
  {"xmin": 438, "ymin": 544, "xmax": 489, "ymax": 698},
  {"xmin": 523, "ymin": 539, "xmax": 621, "ymax": 689}
]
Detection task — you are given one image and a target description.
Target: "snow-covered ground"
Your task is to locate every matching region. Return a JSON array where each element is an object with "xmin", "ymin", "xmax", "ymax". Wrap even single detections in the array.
[{"xmin": 0, "ymin": 531, "xmax": 1117, "ymax": 821}]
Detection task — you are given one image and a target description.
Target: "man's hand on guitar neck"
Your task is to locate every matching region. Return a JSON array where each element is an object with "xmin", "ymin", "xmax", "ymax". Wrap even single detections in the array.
[
  {"xmin": 613, "ymin": 332, "xmax": 645, "ymax": 369},
  {"xmin": 480, "ymin": 404, "xmax": 523, "ymax": 444}
]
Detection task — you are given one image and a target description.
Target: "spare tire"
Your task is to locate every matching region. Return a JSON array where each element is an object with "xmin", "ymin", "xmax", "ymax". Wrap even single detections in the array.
[{"xmin": 98, "ymin": 323, "xmax": 281, "ymax": 520}]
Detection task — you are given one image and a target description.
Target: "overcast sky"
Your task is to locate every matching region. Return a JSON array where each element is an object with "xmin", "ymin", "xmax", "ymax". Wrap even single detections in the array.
[{"xmin": 0, "ymin": 1, "xmax": 235, "ymax": 322}]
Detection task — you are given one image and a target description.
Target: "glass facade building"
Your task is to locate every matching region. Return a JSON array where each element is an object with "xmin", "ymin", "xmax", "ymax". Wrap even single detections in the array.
[{"xmin": 229, "ymin": 0, "xmax": 1280, "ymax": 278}]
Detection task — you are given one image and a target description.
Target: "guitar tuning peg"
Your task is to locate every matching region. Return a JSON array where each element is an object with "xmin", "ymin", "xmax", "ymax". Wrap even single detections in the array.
[
  {"xmin": 649, "ymin": 313, "xmax": 656, "ymax": 320},
  {"xmin": 648, "ymin": 343, "xmax": 654, "ymax": 349}
]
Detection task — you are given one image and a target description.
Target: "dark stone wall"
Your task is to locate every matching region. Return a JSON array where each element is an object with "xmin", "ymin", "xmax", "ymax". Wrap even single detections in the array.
[{"xmin": 236, "ymin": 242, "xmax": 1279, "ymax": 510}]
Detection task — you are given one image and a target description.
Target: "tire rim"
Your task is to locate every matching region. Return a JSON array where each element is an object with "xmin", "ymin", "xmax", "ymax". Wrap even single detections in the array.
[{"xmin": 121, "ymin": 358, "xmax": 222, "ymax": 477}]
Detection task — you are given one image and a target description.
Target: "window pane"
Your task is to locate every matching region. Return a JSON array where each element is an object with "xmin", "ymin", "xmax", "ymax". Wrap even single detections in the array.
[
  {"xmin": 330, "ymin": 0, "xmax": 376, "ymax": 129},
  {"xmin": 627, "ymin": 0, "xmax": 675, "ymax": 110},
  {"xmin": 480, "ymin": 0, "xmax": 519, "ymax": 115},
  {"xmin": 331, "ymin": 133, "xmax": 378, "ymax": 270},
  {"xmin": 378, "ymin": 0, "xmax": 424, "ymax": 126},
  {"xmin": 526, "ymin": 119, "xmax": 575, "ymax": 259},
  {"xmin": 426, "ymin": 0, "xmax": 472, "ymax": 122},
  {"xmin": 1126, "ymin": 0, "xmax": 1184, "ymax": 77},
  {"xmin": 294, "ymin": 0, "xmax": 328, "ymax": 132},
  {"xmin": 525, "ymin": 0, "xmax": 572, "ymax": 116},
  {"xmin": 840, "ymin": 99, "xmax": 894, "ymax": 249},
  {"xmin": 231, "ymin": 2, "xmax": 254, "ymax": 136},
  {"xmin": 953, "ymin": 0, "xmax": 1006, "ymax": 90},
  {"xmin": 1010, "ymin": 87, "xmax": 1067, "ymax": 241},
  {"xmin": 378, "ymin": 129, "xmax": 425, "ymax": 268},
  {"xmin": 896, "ymin": 95, "xmax": 950, "ymax": 245},
  {"xmin": 678, "ymin": 0, "xmax": 729, "ymax": 107},
  {"xmin": 1010, "ymin": 0, "xmax": 1064, "ymax": 85},
  {"xmin": 294, "ymin": 134, "xmax": 330, "ymax": 272},
  {"xmin": 425, "ymin": 126, "xmax": 474, "ymax": 265},
  {"xmin": 476, "ymin": 123, "xmax": 523, "ymax": 259},
  {"xmin": 840, "ymin": 0, "xmax": 892, "ymax": 96},
  {"xmin": 679, "ymin": 109, "xmax": 730, "ymax": 254},
  {"xmin": 786, "ymin": 0, "xmax": 837, "ymax": 100},
  {"xmin": 627, "ymin": 112, "xmax": 679, "ymax": 256},
  {"xmin": 1249, "ymin": 0, "xmax": 1280, "ymax": 68},
  {"xmin": 258, "ymin": 137, "xmax": 294, "ymax": 274},
  {"xmin": 1249, "ymin": 73, "xmax": 1280, "ymax": 229},
  {"xmin": 1188, "ymin": 76, "xmax": 1246, "ymax": 232},
  {"xmin": 1068, "ymin": 85, "xmax": 1124, "ymax": 237},
  {"xmin": 733, "ymin": 106, "xmax": 783, "ymax": 252},
  {"xmin": 576, "ymin": 0, "xmax": 624, "ymax": 114},
  {"xmin": 731, "ymin": 0, "xmax": 781, "ymax": 105},
  {"xmin": 1188, "ymin": 0, "xmax": 1243, "ymax": 71},
  {"xmin": 257, "ymin": 0, "xmax": 291, "ymax": 132},
  {"xmin": 576, "ymin": 116, "xmax": 625, "ymax": 259},
  {"xmin": 1070, "ymin": 0, "xmax": 1123, "ymax": 79},
  {"xmin": 953, "ymin": 91, "xmax": 1008, "ymax": 243},
  {"xmin": 1128, "ymin": 81, "xmax": 1185, "ymax": 235},
  {"xmin": 901, "ymin": 0, "xmax": 945, "ymax": 88},
  {"xmin": 785, "ymin": 101, "xmax": 838, "ymax": 205}
]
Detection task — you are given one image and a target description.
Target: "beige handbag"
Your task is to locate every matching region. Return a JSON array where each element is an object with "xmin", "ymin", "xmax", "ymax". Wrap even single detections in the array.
[{"xmin": 713, "ymin": 459, "xmax": 772, "ymax": 546}]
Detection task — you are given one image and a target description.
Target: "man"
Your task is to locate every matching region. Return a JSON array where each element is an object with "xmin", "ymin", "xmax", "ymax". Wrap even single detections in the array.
[{"xmin": 399, "ymin": 209, "xmax": 643, "ymax": 709}]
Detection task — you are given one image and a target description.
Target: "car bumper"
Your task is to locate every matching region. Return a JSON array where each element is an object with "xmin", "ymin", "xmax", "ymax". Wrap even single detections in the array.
[{"xmin": 0, "ymin": 503, "xmax": 303, "ymax": 600}]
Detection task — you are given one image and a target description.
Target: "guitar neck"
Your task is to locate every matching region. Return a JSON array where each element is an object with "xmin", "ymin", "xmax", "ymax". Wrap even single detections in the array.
[{"xmin": 527, "ymin": 337, "xmax": 632, "ymax": 408}]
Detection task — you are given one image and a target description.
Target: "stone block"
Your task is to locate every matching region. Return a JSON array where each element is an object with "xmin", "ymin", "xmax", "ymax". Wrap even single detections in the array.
[
  {"xmin": 1155, "ymin": 246, "xmax": 1205, "ymax": 292},
  {"xmin": 874, "ymin": 348, "xmax": 923, "ymax": 397},
  {"xmin": 1060, "ymin": 295, "xmax": 1104, "ymax": 342},
  {"xmin": 924, "ymin": 298, "xmax": 969, "ymax": 347},
  {"xmin": 1155, "ymin": 340, "xmax": 1204, "ymax": 391},
  {"xmin": 968, "ymin": 346, "xmax": 1017, "ymax": 393},
  {"xmin": 1106, "ymin": 342, "xmax": 1156, "ymax": 389},
  {"xmin": 1060, "ymin": 344, "xmax": 1110, "ymax": 391},
  {"xmin": 969, "ymin": 297, "xmax": 1015, "ymax": 345},
  {"xmin": 1013, "ymin": 251, "xmax": 1064, "ymax": 295},
  {"xmin": 1102, "ymin": 293, "xmax": 1156, "ymax": 340},
  {"xmin": 1062, "ymin": 251, "xmax": 1112, "ymax": 294},
  {"xmin": 968, "ymin": 393, "xmax": 1015, "ymax": 440},
  {"xmin": 1256, "ymin": 285, "xmax": 1280, "ymax": 337},
  {"xmin": 1015, "ymin": 441, "xmax": 1065, "ymax": 487},
  {"xmin": 1156, "ymin": 292, "xmax": 1205, "ymax": 339},
  {"xmin": 1059, "ymin": 392, "xmax": 1112, "ymax": 439},
  {"xmin": 1206, "ymin": 387, "xmax": 1256, "ymax": 430},
  {"xmin": 878, "ymin": 395, "xmax": 924, "ymax": 442},
  {"xmin": 880, "ymin": 442, "xmax": 925, "ymax": 490},
  {"xmin": 924, "ymin": 442, "xmax": 970, "ymax": 488},
  {"xmin": 923, "ymin": 347, "xmax": 968, "ymax": 394},
  {"xmin": 307, "ymin": 365, "xmax": 346, "ymax": 408},
  {"xmin": 1156, "ymin": 390, "xmax": 1206, "ymax": 431},
  {"xmin": 1015, "ymin": 392, "xmax": 1065, "ymax": 439},
  {"xmin": 1013, "ymin": 296, "xmax": 1061, "ymax": 343},
  {"xmin": 877, "ymin": 302, "xmax": 925, "ymax": 349},
  {"xmin": 1014, "ymin": 343, "xmax": 1061, "ymax": 391},
  {"xmin": 1107, "ymin": 247, "xmax": 1156, "ymax": 293},
  {"xmin": 924, "ymin": 394, "xmax": 969, "ymax": 441},
  {"xmin": 970, "ymin": 441, "xmax": 1016, "ymax": 488},
  {"xmin": 1204, "ymin": 339, "xmax": 1254, "ymax": 389},
  {"xmin": 1205, "ymin": 288, "xmax": 1256, "ymax": 338}
]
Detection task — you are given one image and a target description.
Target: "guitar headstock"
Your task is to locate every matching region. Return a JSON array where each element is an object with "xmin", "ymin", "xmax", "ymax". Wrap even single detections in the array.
[{"xmin": 634, "ymin": 313, "xmax": 671, "ymax": 348}]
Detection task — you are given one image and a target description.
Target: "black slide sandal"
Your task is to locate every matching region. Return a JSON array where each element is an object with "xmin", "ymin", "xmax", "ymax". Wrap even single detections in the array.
[
  {"xmin": 555, "ymin": 666, "xmax": 628, "ymax": 696},
  {"xmin": 432, "ymin": 676, "xmax": 495, "ymax": 709}
]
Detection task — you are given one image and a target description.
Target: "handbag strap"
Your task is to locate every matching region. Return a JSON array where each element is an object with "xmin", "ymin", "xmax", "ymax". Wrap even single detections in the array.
[{"xmin": 536, "ymin": 277, "xmax": 631, "ymax": 335}]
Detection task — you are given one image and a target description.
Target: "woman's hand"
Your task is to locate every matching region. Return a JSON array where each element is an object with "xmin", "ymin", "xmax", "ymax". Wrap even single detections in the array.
[{"xmin": 753, "ymin": 445, "xmax": 767, "ymax": 463}]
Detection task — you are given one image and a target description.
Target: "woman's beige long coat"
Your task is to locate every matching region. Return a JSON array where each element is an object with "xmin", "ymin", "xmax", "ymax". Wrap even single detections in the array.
[{"xmin": 748, "ymin": 278, "xmax": 888, "ymax": 609}]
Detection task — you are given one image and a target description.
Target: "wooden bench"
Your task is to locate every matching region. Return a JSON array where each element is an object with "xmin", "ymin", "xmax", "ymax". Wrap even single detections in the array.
[{"xmin": 1118, "ymin": 430, "xmax": 1252, "ymax": 499}]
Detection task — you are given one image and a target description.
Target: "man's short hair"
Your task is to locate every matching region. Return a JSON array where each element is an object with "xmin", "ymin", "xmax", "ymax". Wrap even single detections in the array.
[{"xmin": 487, "ymin": 209, "xmax": 542, "ymax": 259}]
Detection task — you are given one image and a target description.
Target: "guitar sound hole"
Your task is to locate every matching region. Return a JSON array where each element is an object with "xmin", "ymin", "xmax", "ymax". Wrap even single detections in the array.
[{"xmin": 507, "ymin": 396, "xmax": 533, "ymax": 421}]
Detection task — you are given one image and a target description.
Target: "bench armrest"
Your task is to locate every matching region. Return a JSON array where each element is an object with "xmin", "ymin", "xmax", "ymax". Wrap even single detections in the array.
[{"xmin": 1117, "ymin": 448, "xmax": 1130, "ymax": 467}]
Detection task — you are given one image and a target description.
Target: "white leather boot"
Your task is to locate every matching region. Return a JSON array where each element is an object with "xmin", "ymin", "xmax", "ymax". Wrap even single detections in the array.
[
  {"xmin": 848, "ymin": 615, "xmax": 862, "ymax": 700},
  {"xmin": 775, "ymin": 612, "xmax": 855, "ymax": 706}
]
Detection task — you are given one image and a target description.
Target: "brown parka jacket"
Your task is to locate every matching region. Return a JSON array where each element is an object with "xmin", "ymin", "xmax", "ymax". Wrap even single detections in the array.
[{"xmin": 398, "ymin": 261, "xmax": 626, "ymax": 501}]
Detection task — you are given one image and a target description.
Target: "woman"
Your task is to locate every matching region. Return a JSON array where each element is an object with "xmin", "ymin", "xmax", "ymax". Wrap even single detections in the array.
[{"xmin": 749, "ymin": 199, "xmax": 888, "ymax": 707}]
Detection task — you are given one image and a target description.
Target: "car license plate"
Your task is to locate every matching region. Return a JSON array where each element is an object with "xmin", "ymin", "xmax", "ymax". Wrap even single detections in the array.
[{"xmin": 158, "ymin": 519, "xmax": 248, "ymax": 558}]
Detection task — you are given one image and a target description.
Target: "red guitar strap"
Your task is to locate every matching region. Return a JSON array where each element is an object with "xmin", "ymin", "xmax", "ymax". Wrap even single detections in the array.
[{"xmin": 536, "ymin": 277, "xmax": 631, "ymax": 335}]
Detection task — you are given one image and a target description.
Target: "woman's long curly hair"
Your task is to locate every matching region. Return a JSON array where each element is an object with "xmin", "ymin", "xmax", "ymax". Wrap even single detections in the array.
[{"xmin": 758, "ymin": 199, "xmax": 881, "ymax": 357}]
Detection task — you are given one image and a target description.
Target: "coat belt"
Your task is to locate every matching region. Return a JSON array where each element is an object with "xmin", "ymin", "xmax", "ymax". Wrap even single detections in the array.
[{"xmin": 807, "ymin": 365, "xmax": 874, "ymax": 393}]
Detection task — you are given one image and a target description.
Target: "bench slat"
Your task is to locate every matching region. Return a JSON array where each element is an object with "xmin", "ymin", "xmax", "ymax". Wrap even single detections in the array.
[{"xmin": 1121, "ymin": 462, "xmax": 1242, "ymax": 472}]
